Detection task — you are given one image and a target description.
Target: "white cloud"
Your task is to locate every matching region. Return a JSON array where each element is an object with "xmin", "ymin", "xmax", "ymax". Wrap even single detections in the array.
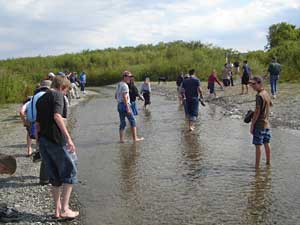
[{"xmin": 0, "ymin": 0, "xmax": 299, "ymax": 58}]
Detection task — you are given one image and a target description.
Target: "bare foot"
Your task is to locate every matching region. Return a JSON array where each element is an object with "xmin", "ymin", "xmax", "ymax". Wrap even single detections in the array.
[
  {"xmin": 119, "ymin": 140, "xmax": 125, "ymax": 143},
  {"xmin": 189, "ymin": 127, "xmax": 195, "ymax": 131},
  {"xmin": 60, "ymin": 209, "xmax": 79, "ymax": 219},
  {"xmin": 134, "ymin": 137, "xmax": 144, "ymax": 142}
]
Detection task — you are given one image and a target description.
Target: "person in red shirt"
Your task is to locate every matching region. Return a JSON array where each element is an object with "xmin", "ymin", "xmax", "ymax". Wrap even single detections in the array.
[{"xmin": 207, "ymin": 69, "xmax": 223, "ymax": 98}]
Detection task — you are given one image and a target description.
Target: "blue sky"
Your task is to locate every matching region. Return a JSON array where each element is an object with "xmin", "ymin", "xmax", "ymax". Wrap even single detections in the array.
[{"xmin": 0, "ymin": 0, "xmax": 299, "ymax": 59}]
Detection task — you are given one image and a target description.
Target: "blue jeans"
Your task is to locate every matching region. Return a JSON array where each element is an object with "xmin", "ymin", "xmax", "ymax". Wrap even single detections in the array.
[
  {"xmin": 186, "ymin": 97, "xmax": 199, "ymax": 121},
  {"xmin": 270, "ymin": 76, "xmax": 278, "ymax": 95},
  {"xmin": 118, "ymin": 102, "xmax": 136, "ymax": 130},
  {"xmin": 130, "ymin": 101, "xmax": 138, "ymax": 116},
  {"xmin": 39, "ymin": 137, "xmax": 77, "ymax": 186}
]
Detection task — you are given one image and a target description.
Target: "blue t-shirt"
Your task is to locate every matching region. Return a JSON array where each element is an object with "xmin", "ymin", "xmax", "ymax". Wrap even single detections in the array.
[
  {"xmin": 80, "ymin": 73, "xmax": 86, "ymax": 83},
  {"xmin": 242, "ymin": 64, "xmax": 251, "ymax": 76},
  {"xmin": 182, "ymin": 76, "xmax": 200, "ymax": 100}
]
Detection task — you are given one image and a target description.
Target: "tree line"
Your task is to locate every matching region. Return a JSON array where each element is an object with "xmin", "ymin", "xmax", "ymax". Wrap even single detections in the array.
[{"xmin": 0, "ymin": 22, "xmax": 299, "ymax": 104}]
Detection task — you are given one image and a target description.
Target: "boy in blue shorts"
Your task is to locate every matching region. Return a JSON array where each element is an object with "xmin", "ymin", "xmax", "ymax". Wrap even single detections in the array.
[{"xmin": 249, "ymin": 77, "xmax": 272, "ymax": 169}]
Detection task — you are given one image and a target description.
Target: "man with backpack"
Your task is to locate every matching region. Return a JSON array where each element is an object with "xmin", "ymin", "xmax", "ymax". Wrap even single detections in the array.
[
  {"xmin": 26, "ymin": 79, "xmax": 52, "ymax": 185},
  {"xmin": 267, "ymin": 57, "xmax": 281, "ymax": 99}
]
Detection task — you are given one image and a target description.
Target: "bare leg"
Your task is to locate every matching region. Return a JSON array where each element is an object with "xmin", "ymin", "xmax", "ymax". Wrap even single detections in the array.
[
  {"xmin": 119, "ymin": 129, "xmax": 125, "ymax": 143},
  {"xmin": 51, "ymin": 186, "xmax": 62, "ymax": 218},
  {"xmin": 60, "ymin": 184, "xmax": 79, "ymax": 218},
  {"xmin": 241, "ymin": 85, "xmax": 244, "ymax": 94},
  {"xmin": 131, "ymin": 127, "xmax": 144, "ymax": 142},
  {"xmin": 27, "ymin": 134, "xmax": 32, "ymax": 156},
  {"xmin": 264, "ymin": 143, "xmax": 271, "ymax": 165},
  {"xmin": 246, "ymin": 85, "xmax": 248, "ymax": 94},
  {"xmin": 255, "ymin": 145, "xmax": 262, "ymax": 170}
]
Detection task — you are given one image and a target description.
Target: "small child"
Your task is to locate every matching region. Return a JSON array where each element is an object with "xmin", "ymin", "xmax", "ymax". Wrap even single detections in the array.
[
  {"xmin": 207, "ymin": 69, "xmax": 223, "ymax": 98},
  {"xmin": 140, "ymin": 77, "xmax": 151, "ymax": 109}
]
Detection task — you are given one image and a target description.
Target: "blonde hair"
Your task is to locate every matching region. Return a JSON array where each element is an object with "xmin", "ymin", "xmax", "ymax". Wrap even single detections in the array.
[
  {"xmin": 51, "ymin": 76, "xmax": 71, "ymax": 90},
  {"xmin": 0, "ymin": 154, "xmax": 17, "ymax": 175}
]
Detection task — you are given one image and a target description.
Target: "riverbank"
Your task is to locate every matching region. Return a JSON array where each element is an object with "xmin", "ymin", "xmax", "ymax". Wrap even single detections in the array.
[
  {"xmin": 151, "ymin": 81, "xmax": 300, "ymax": 130},
  {"xmin": 0, "ymin": 90, "xmax": 97, "ymax": 224}
]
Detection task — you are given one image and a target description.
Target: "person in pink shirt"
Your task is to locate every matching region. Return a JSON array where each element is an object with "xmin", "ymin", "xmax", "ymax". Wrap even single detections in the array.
[{"xmin": 207, "ymin": 69, "xmax": 223, "ymax": 98}]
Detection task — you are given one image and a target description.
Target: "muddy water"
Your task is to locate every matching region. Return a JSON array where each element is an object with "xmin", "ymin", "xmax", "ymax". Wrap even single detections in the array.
[{"xmin": 72, "ymin": 86, "xmax": 300, "ymax": 225}]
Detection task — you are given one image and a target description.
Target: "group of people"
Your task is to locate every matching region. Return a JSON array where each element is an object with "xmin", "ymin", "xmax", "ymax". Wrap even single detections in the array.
[
  {"xmin": 18, "ymin": 72, "xmax": 81, "ymax": 219},
  {"xmin": 117, "ymin": 56, "xmax": 281, "ymax": 170}
]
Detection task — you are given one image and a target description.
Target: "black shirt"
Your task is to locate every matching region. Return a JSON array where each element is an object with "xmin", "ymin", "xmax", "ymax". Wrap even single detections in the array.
[
  {"xmin": 128, "ymin": 82, "xmax": 139, "ymax": 102},
  {"xmin": 36, "ymin": 90, "xmax": 67, "ymax": 145}
]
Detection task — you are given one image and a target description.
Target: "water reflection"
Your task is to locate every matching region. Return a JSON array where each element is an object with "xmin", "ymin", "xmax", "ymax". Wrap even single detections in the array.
[
  {"xmin": 243, "ymin": 167, "xmax": 272, "ymax": 224},
  {"xmin": 119, "ymin": 143, "xmax": 139, "ymax": 195}
]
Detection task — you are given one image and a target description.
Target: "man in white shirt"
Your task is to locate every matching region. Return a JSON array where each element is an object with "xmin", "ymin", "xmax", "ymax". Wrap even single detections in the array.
[{"xmin": 115, "ymin": 71, "xmax": 143, "ymax": 142}]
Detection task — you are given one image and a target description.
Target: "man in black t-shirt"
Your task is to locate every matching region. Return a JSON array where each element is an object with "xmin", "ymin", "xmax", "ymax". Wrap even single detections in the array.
[{"xmin": 36, "ymin": 76, "xmax": 79, "ymax": 219}]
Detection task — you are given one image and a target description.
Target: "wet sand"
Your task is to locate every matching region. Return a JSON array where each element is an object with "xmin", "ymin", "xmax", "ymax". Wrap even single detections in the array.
[{"xmin": 0, "ymin": 91, "xmax": 97, "ymax": 225}]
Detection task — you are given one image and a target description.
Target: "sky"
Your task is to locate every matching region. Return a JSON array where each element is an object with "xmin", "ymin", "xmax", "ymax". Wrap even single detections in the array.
[{"xmin": 0, "ymin": 0, "xmax": 299, "ymax": 59}]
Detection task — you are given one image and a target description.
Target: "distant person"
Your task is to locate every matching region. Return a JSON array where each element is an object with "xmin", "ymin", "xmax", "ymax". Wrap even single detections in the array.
[
  {"xmin": 115, "ymin": 71, "xmax": 144, "ymax": 142},
  {"xmin": 181, "ymin": 69, "xmax": 203, "ymax": 131},
  {"xmin": 207, "ymin": 69, "xmax": 223, "ymax": 98},
  {"xmin": 79, "ymin": 71, "xmax": 87, "ymax": 94},
  {"xmin": 47, "ymin": 72, "xmax": 56, "ymax": 81},
  {"xmin": 241, "ymin": 60, "xmax": 251, "ymax": 94},
  {"xmin": 140, "ymin": 77, "xmax": 151, "ymax": 110},
  {"xmin": 221, "ymin": 64, "xmax": 230, "ymax": 87},
  {"xmin": 36, "ymin": 76, "xmax": 79, "ymax": 219},
  {"xmin": 266, "ymin": 57, "xmax": 281, "ymax": 99},
  {"xmin": 233, "ymin": 61, "xmax": 240, "ymax": 75},
  {"xmin": 176, "ymin": 72, "xmax": 184, "ymax": 104},
  {"xmin": 249, "ymin": 77, "xmax": 272, "ymax": 170},
  {"xmin": 227, "ymin": 62, "xmax": 234, "ymax": 86},
  {"xmin": 69, "ymin": 72, "xmax": 80, "ymax": 99},
  {"xmin": 128, "ymin": 74, "xmax": 144, "ymax": 116}
]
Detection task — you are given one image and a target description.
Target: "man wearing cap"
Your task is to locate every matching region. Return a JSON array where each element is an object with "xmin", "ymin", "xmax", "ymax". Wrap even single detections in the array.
[
  {"xmin": 266, "ymin": 57, "xmax": 281, "ymax": 99},
  {"xmin": 115, "ymin": 71, "xmax": 143, "ymax": 142},
  {"xmin": 249, "ymin": 76, "xmax": 272, "ymax": 170}
]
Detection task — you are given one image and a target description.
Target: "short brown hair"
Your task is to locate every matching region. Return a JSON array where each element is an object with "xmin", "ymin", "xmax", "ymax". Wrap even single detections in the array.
[
  {"xmin": 0, "ymin": 154, "xmax": 17, "ymax": 175},
  {"xmin": 51, "ymin": 76, "xmax": 71, "ymax": 90}
]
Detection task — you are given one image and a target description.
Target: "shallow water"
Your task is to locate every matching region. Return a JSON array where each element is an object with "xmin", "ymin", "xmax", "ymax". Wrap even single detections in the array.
[{"xmin": 71, "ymin": 86, "xmax": 300, "ymax": 225}]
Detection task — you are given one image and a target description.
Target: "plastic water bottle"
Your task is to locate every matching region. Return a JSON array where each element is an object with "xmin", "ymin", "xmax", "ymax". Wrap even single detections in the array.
[
  {"xmin": 70, "ymin": 152, "xmax": 78, "ymax": 162},
  {"xmin": 64, "ymin": 146, "xmax": 78, "ymax": 162}
]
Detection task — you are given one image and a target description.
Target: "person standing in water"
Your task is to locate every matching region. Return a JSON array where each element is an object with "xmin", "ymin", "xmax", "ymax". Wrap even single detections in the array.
[
  {"xmin": 249, "ymin": 76, "xmax": 272, "ymax": 170},
  {"xmin": 181, "ymin": 69, "xmax": 203, "ymax": 131},
  {"xmin": 140, "ymin": 77, "xmax": 151, "ymax": 110},
  {"xmin": 115, "ymin": 71, "xmax": 144, "ymax": 142},
  {"xmin": 128, "ymin": 74, "xmax": 144, "ymax": 116},
  {"xmin": 207, "ymin": 69, "xmax": 223, "ymax": 98}
]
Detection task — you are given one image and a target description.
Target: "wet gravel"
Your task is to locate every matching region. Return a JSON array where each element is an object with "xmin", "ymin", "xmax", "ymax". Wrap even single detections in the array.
[{"xmin": 0, "ymin": 91, "xmax": 96, "ymax": 225}]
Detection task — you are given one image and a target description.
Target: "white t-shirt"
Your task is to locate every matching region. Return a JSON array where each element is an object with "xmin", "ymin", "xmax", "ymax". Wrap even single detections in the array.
[{"xmin": 116, "ymin": 81, "xmax": 130, "ymax": 103}]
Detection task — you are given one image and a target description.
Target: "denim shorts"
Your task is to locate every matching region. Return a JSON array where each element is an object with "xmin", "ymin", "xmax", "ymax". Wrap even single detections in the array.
[
  {"xmin": 252, "ymin": 128, "xmax": 271, "ymax": 145},
  {"xmin": 117, "ymin": 102, "xmax": 136, "ymax": 130},
  {"xmin": 185, "ymin": 97, "xmax": 199, "ymax": 121},
  {"xmin": 39, "ymin": 136, "xmax": 78, "ymax": 186}
]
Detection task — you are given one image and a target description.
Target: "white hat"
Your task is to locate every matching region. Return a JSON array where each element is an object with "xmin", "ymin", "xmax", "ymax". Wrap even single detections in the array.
[{"xmin": 48, "ymin": 72, "xmax": 55, "ymax": 78}]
